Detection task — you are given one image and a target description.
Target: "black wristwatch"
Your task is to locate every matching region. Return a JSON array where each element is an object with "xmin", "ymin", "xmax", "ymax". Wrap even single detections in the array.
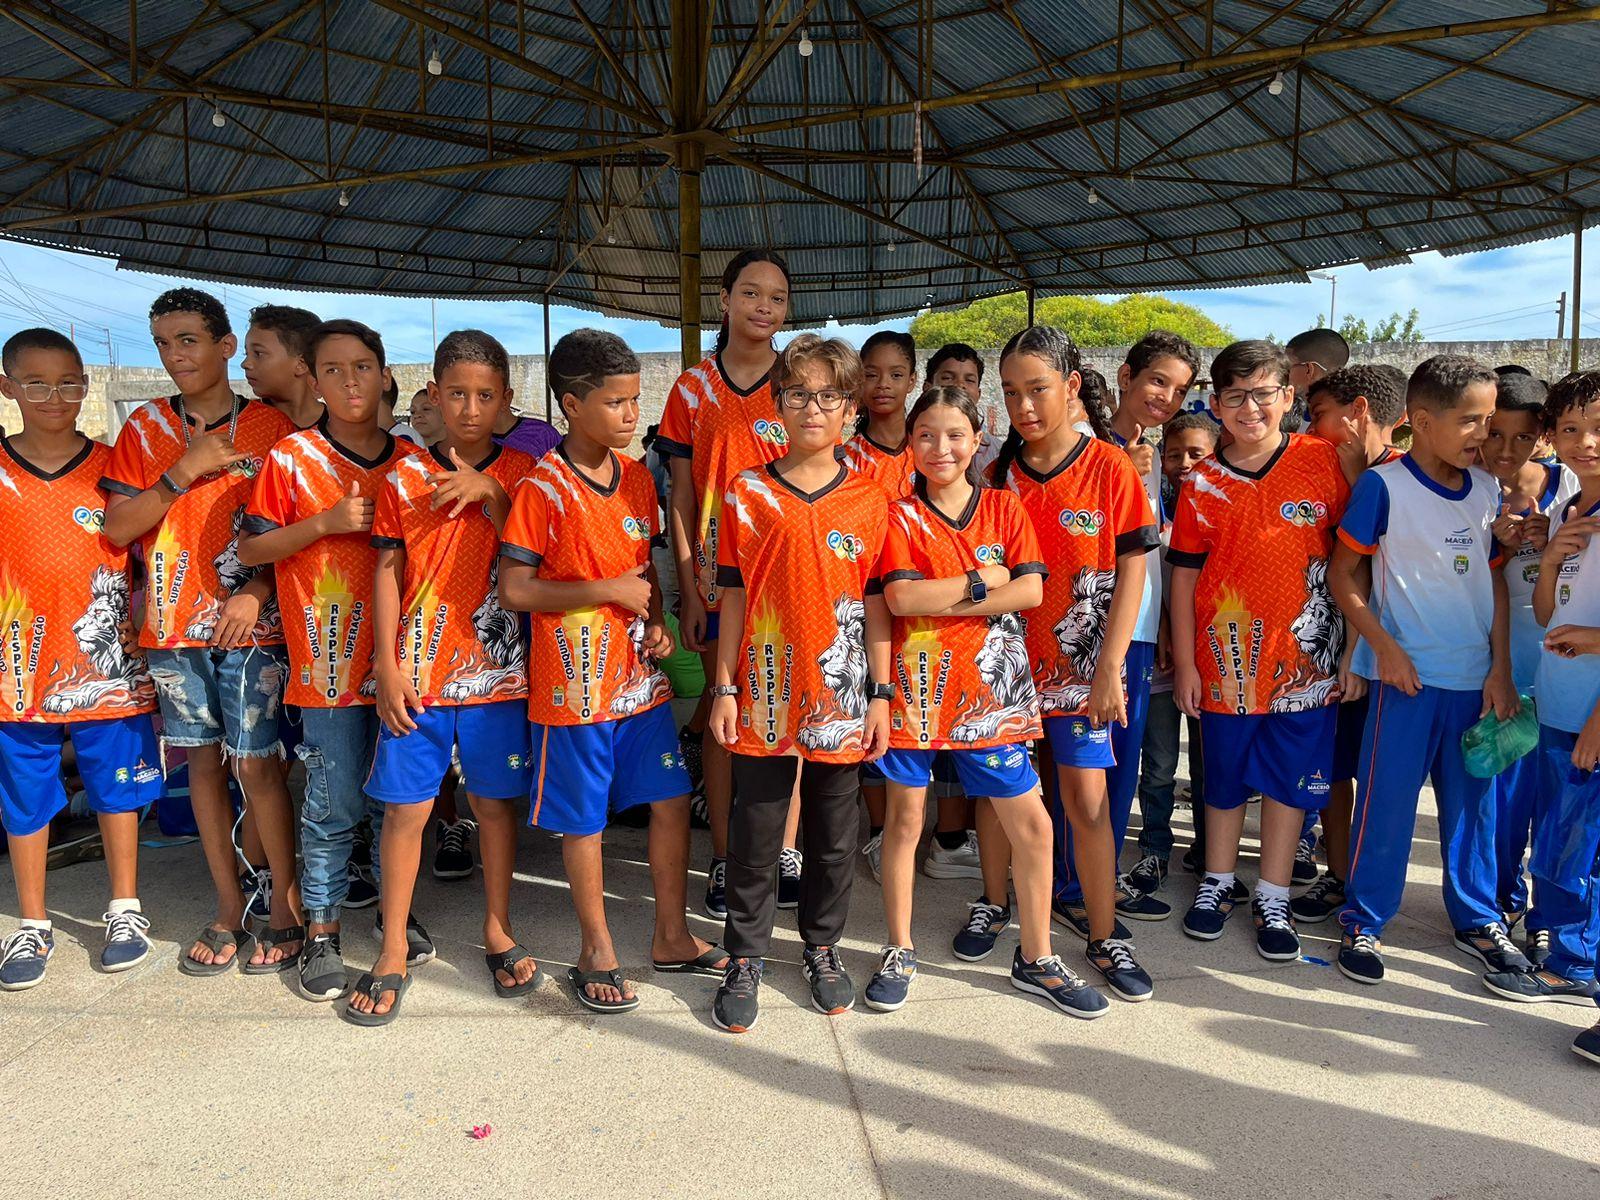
[
  {"xmin": 710, "ymin": 684, "xmax": 740, "ymax": 698},
  {"xmin": 867, "ymin": 682, "xmax": 894, "ymax": 703},
  {"xmin": 965, "ymin": 569, "xmax": 987, "ymax": 604}
]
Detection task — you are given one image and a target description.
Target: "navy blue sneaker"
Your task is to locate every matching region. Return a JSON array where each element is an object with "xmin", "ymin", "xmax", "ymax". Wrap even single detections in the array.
[
  {"xmin": 1115, "ymin": 875, "xmax": 1172, "ymax": 921},
  {"xmin": 1182, "ymin": 876, "xmax": 1238, "ymax": 941},
  {"xmin": 1526, "ymin": 927, "xmax": 1550, "ymax": 970},
  {"xmin": 242, "ymin": 868, "xmax": 272, "ymax": 927},
  {"xmin": 801, "ymin": 943, "xmax": 854, "ymax": 1014},
  {"xmin": 1453, "ymin": 924, "xmax": 1531, "ymax": 974},
  {"xmin": 0, "ymin": 927, "xmax": 54, "ymax": 991},
  {"xmin": 864, "ymin": 946, "xmax": 917, "ymax": 1012},
  {"xmin": 1010, "ymin": 949, "xmax": 1109, "ymax": 1019},
  {"xmin": 343, "ymin": 863, "xmax": 379, "ymax": 909},
  {"xmin": 1125, "ymin": 854, "xmax": 1168, "ymax": 897},
  {"xmin": 712, "ymin": 956, "xmax": 763, "ymax": 1033},
  {"xmin": 1085, "ymin": 937, "xmax": 1153, "ymax": 1002},
  {"xmin": 777, "ymin": 848, "xmax": 803, "ymax": 910},
  {"xmin": 1051, "ymin": 900, "xmax": 1131, "ymax": 942},
  {"xmin": 1337, "ymin": 929, "xmax": 1384, "ymax": 984},
  {"xmin": 703, "ymin": 857, "xmax": 727, "ymax": 920},
  {"xmin": 1290, "ymin": 874, "xmax": 1345, "ymax": 924},
  {"xmin": 1482, "ymin": 969, "xmax": 1600, "ymax": 1006},
  {"xmin": 100, "ymin": 909, "xmax": 151, "ymax": 973},
  {"xmin": 1252, "ymin": 893, "xmax": 1300, "ymax": 962},
  {"xmin": 1574, "ymin": 1020, "xmax": 1600, "ymax": 1066},
  {"xmin": 1292, "ymin": 836, "xmax": 1320, "ymax": 886},
  {"xmin": 952, "ymin": 898, "xmax": 1011, "ymax": 962}
]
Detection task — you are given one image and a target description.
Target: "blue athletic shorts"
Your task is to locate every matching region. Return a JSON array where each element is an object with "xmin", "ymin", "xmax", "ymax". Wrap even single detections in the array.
[
  {"xmin": 1333, "ymin": 693, "xmax": 1369, "ymax": 784},
  {"xmin": 704, "ymin": 611, "xmax": 720, "ymax": 644},
  {"xmin": 0, "ymin": 715, "xmax": 162, "ymax": 836},
  {"xmin": 146, "ymin": 645, "xmax": 286, "ymax": 758},
  {"xmin": 879, "ymin": 744, "xmax": 1039, "ymax": 800},
  {"xmin": 860, "ymin": 757, "xmax": 886, "ymax": 785},
  {"xmin": 1199, "ymin": 707, "xmax": 1336, "ymax": 811},
  {"xmin": 1042, "ymin": 713, "xmax": 1116, "ymax": 769},
  {"xmin": 530, "ymin": 703, "xmax": 691, "ymax": 835},
  {"xmin": 366, "ymin": 699, "xmax": 531, "ymax": 805}
]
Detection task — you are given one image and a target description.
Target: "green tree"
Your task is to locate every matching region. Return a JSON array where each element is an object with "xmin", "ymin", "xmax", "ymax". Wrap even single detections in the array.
[
  {"xmin": 911, "ymin": 292, "xmax": 1231, "ymax": 349},
  {"xmin": 1318, "ymin": 309, "xmax": 1422, "ymax": 344}
]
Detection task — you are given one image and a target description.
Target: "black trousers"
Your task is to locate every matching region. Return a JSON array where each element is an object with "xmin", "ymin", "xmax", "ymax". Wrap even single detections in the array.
[{"xmin": 724, "ymin": 754, "xmax": 861, "ymax": 959}]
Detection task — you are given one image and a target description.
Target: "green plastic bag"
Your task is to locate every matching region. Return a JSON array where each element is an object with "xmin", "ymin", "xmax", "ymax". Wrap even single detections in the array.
[
  {"xmin": 1461, "ymin": 695, "xmax": 1538, "ymax": 779},
  {"xmin": 656, "ymin": 611, "xmax": 705, "ymax": 699}
]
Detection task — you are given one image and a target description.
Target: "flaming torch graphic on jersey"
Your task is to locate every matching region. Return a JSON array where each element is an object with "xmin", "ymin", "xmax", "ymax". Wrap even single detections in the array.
[
  {"xmin": 147, "ymin": 522, "xmax": 188, "ymax": 646},
  {"xmin": 896, "ymin": 621, "xmax": 949, "ymax": 747},
  {"xmin": 0, "ymin": 578, "xmax": 40, "ymax": 718},
  {"xmin": 402, "ymin": 578, "xmax": 443, "ymax": 698},
  {"xmin": 311, "ymin": 562, "xmax": 357, "ymax": 703},
  {"xmin": 555, "ymin": 607, "xmax": 605, "ymax": 721},
  {"xmin": 1208, "ymin": 584, "xmax": 1259, "ymax": 715},
  {"xmin": 744, "ymin": 601, "xmax": 790, "ymax": 748}
]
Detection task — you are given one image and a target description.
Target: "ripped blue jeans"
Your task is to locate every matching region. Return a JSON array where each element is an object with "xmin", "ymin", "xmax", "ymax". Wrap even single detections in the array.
[
  {"xmin": 298, "ymin": 705, "xmax": 384, "ymax": 924},
  {"xmin": 146, "ymin": 646, "xmax": 287, "ymax": 759}
]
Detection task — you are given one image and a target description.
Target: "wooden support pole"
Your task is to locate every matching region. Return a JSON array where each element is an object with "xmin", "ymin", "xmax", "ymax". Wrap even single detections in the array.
[
  {"xmin": 679, "ymin": 142, "xmax": 704, "ymax": 369},
  {"xmin": 671, "ymin": 0, "xmax": 708, "ymax": 370},
  {"xmin": 543, "ymin": 292, "xmax": 553, "ymax": 421},
  {"xmin": 1026, "ymin": 287, "xmax": 1036, "ymax": 326},
  {"xmin": 1572, "ymin": 210, "xmax": 1585, "ymax": 373}
]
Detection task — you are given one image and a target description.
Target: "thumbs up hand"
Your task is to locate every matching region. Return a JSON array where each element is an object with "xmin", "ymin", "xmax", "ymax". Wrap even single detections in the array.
[{"xmin": 322, "ymin": 477, "xmax": 376, "ymax": 534}]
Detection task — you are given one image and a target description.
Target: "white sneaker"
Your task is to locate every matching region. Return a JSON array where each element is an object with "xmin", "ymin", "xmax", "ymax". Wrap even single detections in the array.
[
  {"xmin": 861, "ymin": 832, "xmax": 883, "ymax": 883},
  {"xmin": 923, "ymin": 830, "xmax": 982, "ymax": 879}
]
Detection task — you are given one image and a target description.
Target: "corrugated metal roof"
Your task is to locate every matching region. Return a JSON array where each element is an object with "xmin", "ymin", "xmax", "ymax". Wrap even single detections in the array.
[{"xmin": 0, "ymin": 0, "xmax": 1596, "ymax": 326}]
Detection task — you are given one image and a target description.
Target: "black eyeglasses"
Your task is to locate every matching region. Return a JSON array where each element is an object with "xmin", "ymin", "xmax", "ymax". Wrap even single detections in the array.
[
  {"xmin": 779, "ymin": 386, "xmax": 847, "ymax": 412},
  {"xmin": 1215, "ymin": 384, "xmax": 1286, "ymax": 409}
]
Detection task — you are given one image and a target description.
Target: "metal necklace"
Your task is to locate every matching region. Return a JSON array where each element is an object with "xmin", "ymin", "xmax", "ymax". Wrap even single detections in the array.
[{"xmin": 175, "ymin": 391, "xmax": 243, "ymax": 448}]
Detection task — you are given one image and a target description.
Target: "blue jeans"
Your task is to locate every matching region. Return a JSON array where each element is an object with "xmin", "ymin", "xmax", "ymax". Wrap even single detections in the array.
[
  {"xmin": 298, "ymin": 706, "xmax": 383, "ymax": 924},
  {"xmin": 146, "ymin": 645, "xmax": 286, "ymax": 758},
  {"xmin": 1136, "ymin": 690, "xmax": 1205, "ymax": 860}
]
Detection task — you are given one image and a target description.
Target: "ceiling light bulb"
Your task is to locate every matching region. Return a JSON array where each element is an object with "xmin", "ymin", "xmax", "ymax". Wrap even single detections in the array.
[
  {"xmin": 338, "ymin": 188, "xmax": 350, "ymax": 207},
  {"xmin": 885, "ymin": 241, "xmax": 896, "ymax": 253},
  {"xmin": 211, "ymin": 106, "xmax": 226, "ymax": 128},
  {"xmin": 606, "ymin": 233, "xmax": 616, "ymax": 244},
  {"xmin": 798, "ymin": 29, "xmax": 814, "ymax": 57},
  {"xmin": 1268, "ymin": 71, "xmax": 1285, "ymax": 96},
  {"xmin": 427, "ymin": 44, "xmax": 443, "ymax": 76},
  {"xmin": 1087, "ymin": 186, "xmax": 1099, "ymax": 204}
]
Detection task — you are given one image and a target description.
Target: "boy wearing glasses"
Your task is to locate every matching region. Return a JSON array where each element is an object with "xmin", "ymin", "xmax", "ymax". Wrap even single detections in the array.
[
  {"xmin": 1168, "ymin": 341, "xmax": 1349, "ymax": 963},
  {"xmin": 0, "ymin": 329, "xmax": 161, "ymax": 990}
]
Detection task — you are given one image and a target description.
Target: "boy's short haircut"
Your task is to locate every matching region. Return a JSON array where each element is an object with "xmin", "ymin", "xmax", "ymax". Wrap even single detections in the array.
[
  {"xmin": 1306, "ymin": 365, "xmax": 1406, "ymax": 429},
  {"xmin": 1406, "ymin": 354, "xmax": 1497, "ymax": 413},
  {"xmin": 1494, "ymin": 372, "xmax": 1547, "ymax": 414},
  {"xmin": 773, "ymin": 332, "xmax": 863, "ymax": 398},
  {"xmin": 1210, "ymin": 339, "xmax": 1291, "ymax": 390},
  {"xmin": 1284, "ymin": 327, "xmax": 1350, "ymax": 372},
  {"xmin": 149, "ymin": 287, "xmax": 231, "ymax": 339},
  {"xmin": 1126, "ymin": 329, "xmax": 1200, "ymax": 382},
  {"xmin": 309, "ymin": 318, "xmax": 386, "ymax": 371},
  {"xmin": 1494, "ymin": 363, "xmax": 1533, "ymax": 377},
  {"xmin": 434, "ymin": 328, "xmax": 510, "ymax": 387},
  {"xmin": 549, "ymin": 328, "xmax": 640, "ymax": 403},
  {"xmin": 1374, "ymin": 364, "xmax": 1408, "ymax": 395},
  {"xmin": 1161, "ymin": 410, "xmax": 1219, "ymax": 445},
  {"xmin": 926, "ymin": 341, "xmax": 984, "ymax": 382},
  {"xmin": 248, "ymin": 304, "xmax": 321, "ymax": 364},
  {"xmin": 411, "ymin": 388, "xmax": 429, "ymax": 402},
  {"xmin": 1542, "ymin": 369, "xmax": 1600, "ymax": 430},
  {"xmin": 2, "ymin": 326, "xmax": 83, "ymax": 375}
]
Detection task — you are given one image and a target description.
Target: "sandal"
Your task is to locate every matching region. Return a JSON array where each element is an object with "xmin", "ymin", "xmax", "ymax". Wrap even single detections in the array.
[
  {"xmin": 569, "ymin": 966, "xmax": 640, "ymax": 1014},
  {"xmin": 240, "ymin": 925, "xmax": 306, "ymax": 975},
  {"xmin": 651, "ymin": 944, "xmax": 729, "ymax": 976},
  {"xmin": 343, "ymin": 971, "xmax": 410, "ymax": 1027},
  {"xmin": 177, "ymin": 925, "xmax": 248, "ymax": 977},
  {"xmin": 486, "ymin": 945, "xmax": 543, "ymax": 998}
]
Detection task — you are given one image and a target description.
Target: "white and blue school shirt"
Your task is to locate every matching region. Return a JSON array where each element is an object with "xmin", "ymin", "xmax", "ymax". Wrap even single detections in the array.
[
  {"xmin": 1533, "ymin": 494, "xmax": 1600, "ymax": 735},
  {"xmin": 1337, "ymin": 455, "xmax": 1502, "ymax": 692},
  {"xmin": 1107, "ymin": 428, "xmax": 1163, "ymax": 646},
  {"xmin": 1504, "ymin": 461, "xmax": 1579, "ymax": 691}
]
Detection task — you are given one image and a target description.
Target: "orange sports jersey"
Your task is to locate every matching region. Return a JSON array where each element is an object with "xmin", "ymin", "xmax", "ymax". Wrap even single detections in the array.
[
  {"xmin": 656, "ymin": 355, "xmax": 787, "ymax": 610},
  {"xmin": 371, "ymin": 444, "xmax": 535, "ymax": 707},
  {"xmin": 100, "ymin": 396, "xmax": 293, "ymax": 649},
  {"xmin": 244, "ymin": 421, "xmax": 424, "ymax": 709},
  {"xmin": 1002, "ymin": 436, "xmax": 1158, "ymax": 717},
  {"xmin": 0, "ymin": 438, "xmax": 156, "ymax": 723},
  {"xmin": 500, "ymin": 446, "xmax": 674, "ymax": 727},
  {"xmin": 842, "ymin": 432, "xmax": 916, "ymax": 499},
  {"xmin": 879, "ymin": 487, "xmax": 1045, "ymax": 750},
  {"xmin": 1167, "ymin": 434, "xmax": 1351, "ymax": 716},
  {"xmin": 715, "ymin": 464, "xmax": 889, "ymax": 763}
]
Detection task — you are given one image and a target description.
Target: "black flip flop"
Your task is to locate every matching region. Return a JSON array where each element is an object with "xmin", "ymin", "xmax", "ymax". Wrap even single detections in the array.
[
  {"xmin": 486, "ymin": 945, "xmax": 543, "ymax": 998},
  {"xmin": 177, "ymin": 925, "xmax": 248, "ymax": 977},
  {"xmin": 240, "ymin": 925, "xmax": 305, "ymax": 975},
  {"xmin": 651, "ymin": 944, "xmax": 729, "ymax": 976},
  {"xmin": 343, "ymin": 971, "xmax": 410, "ymax": 1027},
  {"xmin": 569, "ymin": 966, "xmax": 641, "ymax": 1014}
]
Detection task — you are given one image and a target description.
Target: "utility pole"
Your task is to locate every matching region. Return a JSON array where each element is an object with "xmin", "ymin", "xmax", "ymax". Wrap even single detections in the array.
[
  {"xmin": 1557, "ymin": 290, "xmax": 1567, "ymax": 340},
  {"xmin": 1573, "ymin": 212, "xmax": 1585, "ymax": 373},
  {"xmin": 1310, "ymin": 271, "xmax": 1337, "ymax": 328}
]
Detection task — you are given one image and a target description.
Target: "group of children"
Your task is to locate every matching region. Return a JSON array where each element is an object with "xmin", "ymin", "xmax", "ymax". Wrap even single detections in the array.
[{"xmin": 0, "ymin": 250, "xmax": 1596, "ymax": 1064}]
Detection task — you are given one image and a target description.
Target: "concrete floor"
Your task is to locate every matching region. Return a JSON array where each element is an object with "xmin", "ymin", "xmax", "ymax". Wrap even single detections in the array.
[{"xmin": 2, "ymin": 793, "xmax": 1596, "ymax": 1200}]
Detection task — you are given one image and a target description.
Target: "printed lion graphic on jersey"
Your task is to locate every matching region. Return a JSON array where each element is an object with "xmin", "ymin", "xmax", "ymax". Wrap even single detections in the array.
[
  {"xmin": 1270, "ymin": 557, "xmax": 1344, "ymax": 712},
  {"xmin": 1038, "ymin": 566, "xmax": 1117, "ymax": 711},
  {"xmin": 439, "ymin": 563, "xmax": 526, "ymax": 702},
  {"xmin": 949, "ymin": 613, "xmax": 1038, "ymax": 742},
  {"xmin": 183, "ymin": 507, "xmax": 278, "ymax": 643},
  {"xmin": 610, "ymin": 617, "xmax": 672, "ymax": 717},
  {"xmin": 796, "ymin": 596, "xmax": 868, "ymax": 752},
  {"xmin": 41, "ymin": 566, "xmax": 151, "ymax": 714}
]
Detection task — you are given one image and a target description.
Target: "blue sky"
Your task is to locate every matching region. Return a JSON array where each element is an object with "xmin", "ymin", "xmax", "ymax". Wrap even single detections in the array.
[{"xmin": 0, "ymin": 228, "xmax": 1592, "ymax": 369}]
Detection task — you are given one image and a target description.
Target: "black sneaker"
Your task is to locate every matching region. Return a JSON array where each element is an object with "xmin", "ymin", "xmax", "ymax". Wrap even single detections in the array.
[
  {"xmin": 432, "ymin": 819, "xmax": 477, "ymax": 880},
  {"xmin": 1482, "ymin": 968, "xmax": 1600, "ymax": 1006},
  {"xmin": 1125, "ymin": 853, "xmax": 1168, "ymax": 897},
  {"xmin": 1085, "ymin": 937, "xmax": 1153, "ymax": 1002},
  {"xmin": 1292, "ymin": 837, "xmax": 1320, "ymax": 886},
  {"xmin": 1050, "ymin": 899, "xmax": 1131, "ymax": 942},
  {"xmin": 1453, "ymin": 923, "xmax": 1532, "ymax": 974},
  {"xmin": 678, "ymin": 723, "xmax": 704, "ymax": 791},
  {"xmin": 1010, "ymin": 948, "xmax": 1109, "ymax": 1019},
  {"xmin": 1337, "ymin": 929, "xmax": 1384, "ymax": 984},
  {"xmin": 712, "ymin": 956, "xmax": 763, "ymax": 1033},
  {"xmin": 1181, "ymin": 876, "xmax": 1238, "ymax": 941},
  {"xmin": 1115, "ymin": 875, "xmax": 1172, "ymax": 921},
  {"xmin": 350, "ymin": 825, "xmax": 372, "ymax": 870},
  {"xmin": 1526, "ymin": 927, "xmax": 1551, "ymax": 970},
  {"xmin": 802, "ymin": 944, "xmax": 855, "ymax": 1015},
  {"xmin": 298, "ymin": 933, "xmax": 347, "ymax": 1001},
  {"xmin": 777, "ymin": 848, "xmax": 803, "ymax": 910},
  {"xmin": 703, "ymin": 857, "xmax": 727, "ymax": 919},
  {"xmin": 241, "ymin": 867, "xmax": 272, "ymax": 928},
  {"xmin": 375, "ymin": 911, "xmax": 436, "ymax": 967},
  {"xmin": 1252, "ymin": 892, "xmax": 1301, "ymax": 961},
  {"xmin": 1574, "ymin": 1020, "xmax": 1600, "ymax": 1066},
  {"xmin": 1180, "ymin": 846, "xmax": 1201, "ymax": 875},
  {"xmin": 342, "ymin": 863, "xmax": 378, "ymax": 909},
  {"xmin": 1290, "ymin": 874, "xmax": 1345, "ymax": 924},
  {"xmin": 952, "ymin": 897, "xmax": 1011, "ymax": 962},
  {"xmin": 863, "ymin": 946, "xmax": 917, "ymax": 1012}
]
